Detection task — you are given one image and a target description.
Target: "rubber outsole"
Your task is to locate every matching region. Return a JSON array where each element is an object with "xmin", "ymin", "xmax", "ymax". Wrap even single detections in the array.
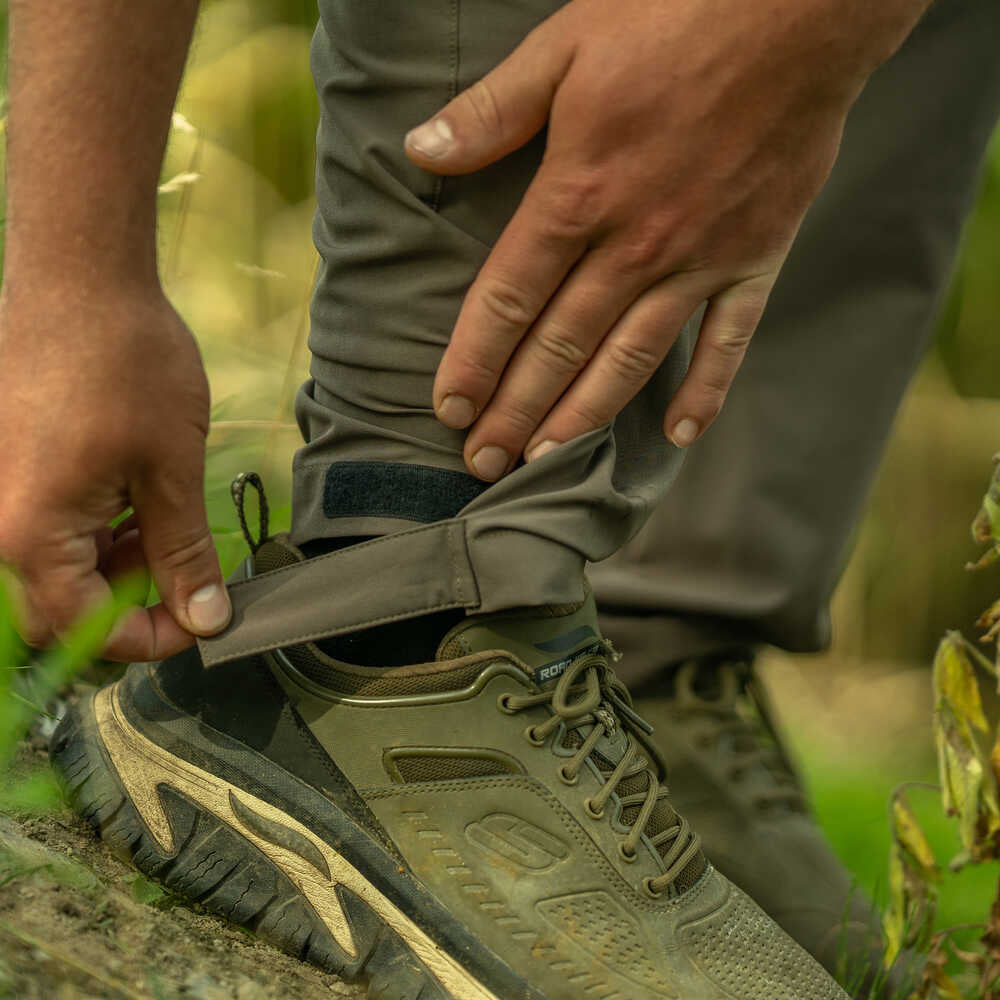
[{"xmin": 50, "ymin": 691, "xmax": 463, "ymax": 1000}]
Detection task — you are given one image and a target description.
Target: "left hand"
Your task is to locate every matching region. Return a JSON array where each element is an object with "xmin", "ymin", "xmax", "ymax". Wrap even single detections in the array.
[{"xmin": 405, "ymin": 0, "xmax": 927, "ymax": 480}]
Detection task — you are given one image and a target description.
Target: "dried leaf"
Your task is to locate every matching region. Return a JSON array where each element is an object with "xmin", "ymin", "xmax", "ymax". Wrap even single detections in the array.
[
  {"xmin": 972, "ymin": 457, "xmax": 1000, "ymax": 546},
  {"xmin": 883, "ymin": 837, "xmax": 937, "ymax": 967},
  {"xmin": 968, "ymin": 547, "xmax": 1000, "ymax": 572},
  {"xmin": 976, "ymin": 597, "xmax": 1000, "ymax": 636},
  {"xmin": 929, "ymin": 969, "xmax": 965, "ymax": 1000},
  {"xmin": 935, "ymin": 702, "xmax": 1000, "ymax": 859},
  {"xmin": 972, "ymin": 493, "xmax": 1000, "ymax": 548}
]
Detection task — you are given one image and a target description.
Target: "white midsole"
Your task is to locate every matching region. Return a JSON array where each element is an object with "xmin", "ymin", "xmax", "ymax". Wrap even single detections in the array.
[{"xmin": 94, "ymin": 685, "xmax": 501, "ymax": 1000}]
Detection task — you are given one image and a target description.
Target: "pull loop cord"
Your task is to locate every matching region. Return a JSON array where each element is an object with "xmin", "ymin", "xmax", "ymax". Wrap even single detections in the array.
[{"xmin": 231, "ymin": 471, "xmax": 270, "ymax": 555}]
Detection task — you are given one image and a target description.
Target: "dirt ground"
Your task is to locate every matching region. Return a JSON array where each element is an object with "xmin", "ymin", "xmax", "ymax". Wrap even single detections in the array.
[{"xmin": 0, "ymin": 735, "xmax": 364, "ymax": 1000}]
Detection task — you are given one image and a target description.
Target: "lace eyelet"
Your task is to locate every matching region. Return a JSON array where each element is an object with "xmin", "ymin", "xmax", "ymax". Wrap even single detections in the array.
[
  {"xmin": 558, "ymin": 765, "xmax": 579, "ymax": 786},
  {"xmin": 524, "ymin": 725, "xmax": 547, "ymax": 747},
  {"xmin": 642, "ymin": 876, "xmax": 664, "ymax": 900},
  {"xmin": 584, "ymin": 798, "xmax": 605, "ymax": 820},
  {"xmin": 496, "ymin": 693, "xmax": 517, "ymax": 715},
  {"xmin": 618, "ymin": 843, "xmax": 638, "ymax": 864}
]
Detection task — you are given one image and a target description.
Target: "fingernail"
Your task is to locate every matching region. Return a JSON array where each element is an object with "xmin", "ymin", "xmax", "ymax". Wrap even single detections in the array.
[
  {"xmin": 526, "ymin": 440, "xmax": 559, "ymax": 463},
  {"xmin": 471, "ymin": 445, "xmax": 510, "ymax": 481},
  {"xmin": 406, "ymin": 118, "xmax": 453, "ymax": 158},
  {"xmin": 669, "ymin": 418, "xmax": 700, "ymax": 448},
  {"xmin": 437, "ymin": 394, "xmax": 477, "ymax": 428},
  {"xmin": 187, "ymin": 583, "xmax": 232, "ymax": 634}
]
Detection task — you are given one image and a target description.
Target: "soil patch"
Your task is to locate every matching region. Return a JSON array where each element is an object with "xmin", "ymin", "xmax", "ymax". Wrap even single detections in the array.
[{"xmin": 0, "ymin": 740, "xmax": 363, "ymax": 1000}]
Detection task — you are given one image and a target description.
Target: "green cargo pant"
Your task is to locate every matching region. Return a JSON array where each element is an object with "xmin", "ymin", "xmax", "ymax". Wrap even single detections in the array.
[{"xmin": 200, "ymin": 0, "xmax": 1000, "ymax": 669}]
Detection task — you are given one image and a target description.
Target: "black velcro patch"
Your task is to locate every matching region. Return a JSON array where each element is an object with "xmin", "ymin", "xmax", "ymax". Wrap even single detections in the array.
[{"xmin": 323, "ymin": 461, "xmax": 489, "ymax": 523}]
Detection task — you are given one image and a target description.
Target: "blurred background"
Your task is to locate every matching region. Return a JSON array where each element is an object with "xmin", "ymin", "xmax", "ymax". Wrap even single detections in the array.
[{"xmin": 1, "ymin": 0, "xmax": 1000, "ymax": 963}]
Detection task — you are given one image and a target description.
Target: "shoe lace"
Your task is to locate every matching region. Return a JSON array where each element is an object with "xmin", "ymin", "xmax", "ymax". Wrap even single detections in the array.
[
  {"xmin": 674, "ymin": 659, "xmax": 806, "ymax": 813},
  {"xmin": 503, "ymin": 643, "xmax": 703, "ymax": 894}
]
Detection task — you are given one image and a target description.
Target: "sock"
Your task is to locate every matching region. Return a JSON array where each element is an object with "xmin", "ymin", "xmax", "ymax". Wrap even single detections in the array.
[{"xmin": 298, "ymin": 534, "xmax": 466, "ymax": 666}]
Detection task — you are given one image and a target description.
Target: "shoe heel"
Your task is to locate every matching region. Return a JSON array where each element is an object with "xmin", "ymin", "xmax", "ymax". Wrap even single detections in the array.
[{"xmin": 50, "ymin": 693, "xmax": 453, "ymax": 1000}]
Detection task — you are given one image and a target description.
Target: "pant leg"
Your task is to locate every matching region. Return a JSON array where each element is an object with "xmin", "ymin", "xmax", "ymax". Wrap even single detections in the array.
[
  {"xmin": 287, "ymin": 0, "xmax": 693, "ymax": 616},
  {"xmin": 591, "ymin": 0, "xmax": 1000, "ymax": 682}
]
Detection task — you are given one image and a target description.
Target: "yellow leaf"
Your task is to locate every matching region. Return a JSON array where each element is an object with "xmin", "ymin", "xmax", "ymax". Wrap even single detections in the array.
[
  {"xmin": 883, "ymin": 834, "xmax": 937, "ymax": 969},
  {"xmin": 892, "ymin": 793, "xmax": 939, "ymax": 879},
  {"xmin": 933, "ymin": 633, "xmax": 989, "ymax": 734},
  {"xmin": 935, "ymin": 703, "xmax": 1000, "ymax": 858},
  {"xmin": 883, "ymin": 845, "xmax": 905, "ymax": 969}
]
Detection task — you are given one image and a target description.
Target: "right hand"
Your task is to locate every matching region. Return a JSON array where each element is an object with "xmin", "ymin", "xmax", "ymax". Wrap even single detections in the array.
[{"xmin": 0, "ymin": 279, "xmax": 231, "ymax": 662}]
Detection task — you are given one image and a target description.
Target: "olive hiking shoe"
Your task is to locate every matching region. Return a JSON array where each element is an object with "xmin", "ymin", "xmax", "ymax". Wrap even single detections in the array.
[
  {"xmin": 52, "ymin": 536, "xmax": 848, "ymax": 1000},
  {"xmin": 631, "ymin": 655, "xmax": 908, "ymax": 994}
]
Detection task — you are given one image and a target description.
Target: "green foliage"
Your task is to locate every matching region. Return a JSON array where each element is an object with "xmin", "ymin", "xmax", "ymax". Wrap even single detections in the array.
[
  {"xmin": 0, "ymin": 571, "xmax": 147, "ymax": 815},
  {"xmin": 881, "ymin": 456, "xmax": 1000, "ymax": 999}
]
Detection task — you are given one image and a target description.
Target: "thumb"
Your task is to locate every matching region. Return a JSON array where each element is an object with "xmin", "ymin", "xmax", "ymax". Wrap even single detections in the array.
[
  {"xmin": 404, "ymin": 19, "xmax": 574, "ymax": 175},
  {"xmin": 131, "ymin": 467, "xmax": 231, "ymax": 637}
]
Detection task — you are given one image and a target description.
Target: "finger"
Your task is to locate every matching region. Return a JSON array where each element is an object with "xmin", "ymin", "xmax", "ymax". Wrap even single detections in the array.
[
  {"xmin": 433, "ymin": 172, "xmax": 592, "ymax": 432},
  {"xmin": 11, "ymin": 525, "xmax": 196, "ymax": 664},
  {"xmin": 112, "ymin": 510, "xmax": 139, "ymax": 540},
  {"xmin": 460, "ymin": 249, "xmax": 647, "ymax": 480},
  {"xmin": 22, "ymin": 534, "xmax": 124, "ymax": 647},
  {"xmin": 520, "ymin": 274, "xmax": 709, "ymax": 461},
  {"xmin": 95, "ymin": 524, "xmax": 116, "ymax": 564},
  {"xmin": 130, "ymin": 459, "xmax": 230, "ymax": 639},
  {"xmin": 0, "ymin": 564, "xmax": 53, "ymax": 650},
  {"xmin": 662, "ymin": 276, "xmax": 773, "ymax": 447},
  {"xmin": 100, "ymin": 601, "xmax": 197, "ymax": 664},
  {"xmin": 404, "ymin": 15, "xmax": 574, "ymax": 175},
  {"xmin": 97, "ymin": 527, "xmax": 152, "ymax": 596}
]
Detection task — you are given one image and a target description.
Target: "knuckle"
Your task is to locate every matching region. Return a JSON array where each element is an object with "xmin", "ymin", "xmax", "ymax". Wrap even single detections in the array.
[
  {"xmin": 148, "ymin": 529, "xmax": 215, "ymax": 576},
  {"xmin": 605, "ymin": 339, "xmax": 660, "ymax": 382},
  {"xmin": 495, "ymin": 395, "xmax": 543, "ymax": 436},
  {"xmin": 711, "ymin": 327, "xmax": 753, "ymax": 358},
  {"xmin": 459, "ymin": 355, "xmax": 502, "ymax": 387},
  {"xmin": 479, "ymin": 279, "xmax": 538, "ymax": 331},
  {"xmin": 613, "ymin": 228, "xmax": 670, "ymax": 278},
  {"xmin": 564, "ymin": 396, "xmax": 611, "ymax": 431},
  {"xmin": 532, "ymin": 324, "xmax": 590, "ymax": 374},
  {"xmin": 462, "ymin": 80, "xmax": 503, "ymax": 136},
  {"xmin": 698, "ymin": 364, "xmax": 733, "ymax": 396},
  {"xmin": 539, "ymin": 171, "xmax": 605, "ymax": 235},
  {"xmin": 20, "ymin": 618, "xmax": 52, "ymax": 650}
]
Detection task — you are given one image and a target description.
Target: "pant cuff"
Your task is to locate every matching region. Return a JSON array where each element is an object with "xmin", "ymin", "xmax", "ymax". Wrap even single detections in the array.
[{"xmin": 596, "ymin": 609, "xmax": 758, "ymax": 687}]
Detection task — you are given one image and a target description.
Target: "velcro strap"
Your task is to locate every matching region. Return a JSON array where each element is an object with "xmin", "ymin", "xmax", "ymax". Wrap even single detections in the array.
[{"xmin": 197, "ymin": 520, "xmax": 481, "ymax": 667}]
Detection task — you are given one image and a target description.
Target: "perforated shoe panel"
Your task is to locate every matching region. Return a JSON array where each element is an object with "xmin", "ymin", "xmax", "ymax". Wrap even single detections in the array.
[{"xmin": 679, "ymin": 884, "xmax": 848, "ymax": 999}]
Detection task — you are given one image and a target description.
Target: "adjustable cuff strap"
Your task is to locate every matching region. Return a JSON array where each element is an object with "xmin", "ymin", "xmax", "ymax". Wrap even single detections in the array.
[{"xmin": 197, "ymin": 520, "xmax": 481, "ymax": 668}]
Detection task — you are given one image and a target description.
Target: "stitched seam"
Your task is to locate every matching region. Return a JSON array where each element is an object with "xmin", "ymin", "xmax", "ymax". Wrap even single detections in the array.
[
  {"xmin": 228, "ymin": 520, "xmax": 464, "ymax": 587},
  {"xmin": 203, "ymin": 598, "xmax": 472, "ymax": 664},
  {"xmin": 430, "ymin": 0, "xmax": 459, "ymax": 213}
]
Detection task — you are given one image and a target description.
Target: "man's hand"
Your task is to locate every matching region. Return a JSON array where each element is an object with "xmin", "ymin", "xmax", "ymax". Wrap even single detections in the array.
[
  {"xmin": 1, "ymin": 0, "xmax": 212, "ymax": 659},
  {"xmin": 406, "ymin": 0, "xmax": 930, "ymax": 480},
  {"xmin": 0, "ymin": 284, "xmax": 229, "ymax": 662}
]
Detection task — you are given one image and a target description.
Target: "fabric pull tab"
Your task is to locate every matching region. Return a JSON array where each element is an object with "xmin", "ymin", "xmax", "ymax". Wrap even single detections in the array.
[{"xmin": 231, "ymin": 471, "xmax": 270, "ymax": 554}]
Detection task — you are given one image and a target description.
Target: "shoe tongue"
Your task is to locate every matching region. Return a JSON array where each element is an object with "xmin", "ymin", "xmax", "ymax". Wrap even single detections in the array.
[{"xmin": 435, "ymin": 589, "xmax": 603, "ymax": 686}]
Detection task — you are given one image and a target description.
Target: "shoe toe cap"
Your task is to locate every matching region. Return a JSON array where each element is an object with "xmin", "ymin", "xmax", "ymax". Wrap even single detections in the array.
[{"xmin": 677, "ymin": 875, "xmax": 850, "ymax": 1000}]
